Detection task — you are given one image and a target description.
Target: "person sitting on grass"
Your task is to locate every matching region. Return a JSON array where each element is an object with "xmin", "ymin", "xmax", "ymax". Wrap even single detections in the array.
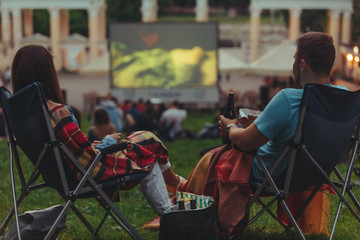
[
  {"xmin": 88, "ymin": 107, "xmax": 116, "ymax": 142},
  {"xmin": 10, "ymin": 44, "xmax": 186, "ymax": 219}
]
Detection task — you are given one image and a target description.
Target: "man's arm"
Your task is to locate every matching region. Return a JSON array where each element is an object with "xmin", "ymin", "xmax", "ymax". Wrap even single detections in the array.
[{"xmin": 219, "ymin": 115, "xmax": 269, "ymax": 152}]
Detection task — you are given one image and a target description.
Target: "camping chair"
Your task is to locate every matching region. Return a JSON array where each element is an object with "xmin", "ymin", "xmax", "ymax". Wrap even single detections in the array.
[
  {"xmin": 0, "ymin": 82, "xmax": 147, "ymax": 240},
  {"xmin": 243, "ymin": 84, "xmax": 360, "ymax": 240}
]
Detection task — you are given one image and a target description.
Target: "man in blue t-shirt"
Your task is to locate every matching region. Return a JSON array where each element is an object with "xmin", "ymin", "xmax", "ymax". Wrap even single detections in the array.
[{"xmin": 219, "ymin": 32, "xmax": 346, "ymax": 183}]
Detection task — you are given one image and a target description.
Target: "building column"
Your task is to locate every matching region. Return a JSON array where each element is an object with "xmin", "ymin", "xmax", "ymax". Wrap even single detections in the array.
[
  {"xmin": 23, "ymin": 9, "xmax": 33, "ymax": 37},
  {"xmin": 1, "ymin": 9, "xmax": 11, "ymax": 69},
  {"xmin": 140, "ymin": 0, "xmax": 158, "ymax": 22},
  {"xmin": 195, "ymin": 0, "xmax": 209, "ymax": 22},
  {"xmin": 0, "ymin": 42, "xmax": 5, "ymax": 71},
  {"xmin": 341, "ymin": 10, "xmax": 352, "ymax": 45},
  {"xmin": 1, "ymin": 9, "xmax": 11, "ymax": 48},
  {"xmin": 60, "ymin": 10, "xmax": 70, "ymax": 71},
  {"xmin": 12, "ymin": 8, "xmax": 23, "ymax": 51},
  {"xmin": 60, "ymin": 10, "xmax": 69, "ymax": 40},
  {"xmin": 49, "ymin": 8, "xmax": 62, "ymax": 70},
  {"xmin": 289, "ymin": 8, "xmax": 302, "ymax": 42},
  {"xmin": 88, "ymin": 7, "xmax": 100, "ymax": 62},
  {"xmin": 328, "ymin": 9, "xmax": 341, "ymax": 69},
  {"xmin": 99, "ymin": 6, "xmax": 107, "ymax": 41},
  {"xmin": 250, "ymin": 7, "xmax": 261, "ymax": 62}
]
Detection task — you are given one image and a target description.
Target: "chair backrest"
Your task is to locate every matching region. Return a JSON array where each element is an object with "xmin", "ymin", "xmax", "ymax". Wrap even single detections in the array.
[
  {"xmin": 0, "ymin": 83, "xmax": 77, "ymax": 194},
  {"xmin": 287, "ymin": 84, "xmax": 360, "ymax": 192}
]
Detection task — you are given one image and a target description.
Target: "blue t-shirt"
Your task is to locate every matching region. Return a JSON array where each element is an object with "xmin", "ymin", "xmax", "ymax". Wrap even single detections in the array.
[{"xmin": 251, "ymin": 84, "xmax": 348, "ymax": 183}]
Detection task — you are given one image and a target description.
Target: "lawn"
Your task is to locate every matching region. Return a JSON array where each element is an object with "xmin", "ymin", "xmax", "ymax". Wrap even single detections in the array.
[{"xmin": 0, "ymin": 110, "xmax": 359, "ymax": 239}]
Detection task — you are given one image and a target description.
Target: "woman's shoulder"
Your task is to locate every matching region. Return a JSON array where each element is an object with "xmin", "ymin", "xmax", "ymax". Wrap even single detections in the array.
[{"xmin": 47, "ymin": 100, "xmax": 71, "ymax": 118}]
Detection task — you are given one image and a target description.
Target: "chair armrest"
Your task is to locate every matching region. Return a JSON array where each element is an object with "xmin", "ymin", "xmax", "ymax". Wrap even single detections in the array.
[{"xmin": 99, "ymin": 142, "xmax": 128, "ymax": 155}]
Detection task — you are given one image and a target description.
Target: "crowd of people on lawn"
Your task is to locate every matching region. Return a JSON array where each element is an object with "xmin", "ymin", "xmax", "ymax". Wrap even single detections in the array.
[{"xmin": 88, "ymin": 96, "xmax": 188, "ymax": 142}]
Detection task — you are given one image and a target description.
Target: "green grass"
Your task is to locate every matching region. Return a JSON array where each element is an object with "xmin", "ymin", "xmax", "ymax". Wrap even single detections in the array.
[{"xmin": 0, "ymin": 111, "xmax": 359, "ymax": 239}]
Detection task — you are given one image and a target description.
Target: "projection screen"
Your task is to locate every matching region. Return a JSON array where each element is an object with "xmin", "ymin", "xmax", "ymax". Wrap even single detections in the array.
[{"xmin": 109, "ymin": 22, "xmax": 219, "ymax": 103}]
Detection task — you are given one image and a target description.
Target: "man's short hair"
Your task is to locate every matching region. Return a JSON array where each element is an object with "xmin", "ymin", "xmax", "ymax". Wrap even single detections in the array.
[
  {"xmin": 296, "ymin": 32, "xmax": 335, "ymax": 77},
  {"xmin": 171, "ymin": 100, "xmax": 179, "ymax": 108}
]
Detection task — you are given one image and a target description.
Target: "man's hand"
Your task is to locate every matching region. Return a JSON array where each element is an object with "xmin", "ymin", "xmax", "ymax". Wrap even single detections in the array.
[
  {"xmin": 218, "ymin": 115, "xmax": 238, "ymax": 137},
  {"xmin": 218, "ymin": 115, "xmax": 269, "ymax": 152},
  {"xmin": 238, "ymin": 116, "xmax": 257, "ymax": 128}
]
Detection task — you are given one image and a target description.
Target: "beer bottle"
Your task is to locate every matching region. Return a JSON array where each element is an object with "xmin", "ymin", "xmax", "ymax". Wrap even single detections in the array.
[
  {"xmin": 178, "ymin": 200, "xmax": 185, "ymax": 210},
  {"xmin": 190, "ymin": 199, "xmax": 197, "ymax": 210},
  {"xmin": 172, "ymin": 197, "xmax": 177, "ymax": 206},
  {"xmin": 222, "ymin": 92, "xmax": 237, "ymax": 146}
]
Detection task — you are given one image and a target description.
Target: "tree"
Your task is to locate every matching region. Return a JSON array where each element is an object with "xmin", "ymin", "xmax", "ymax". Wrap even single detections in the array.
[
  {"xmin": 69, "ymin": 10, "xmax": 88, "ymax": 37},
  {"xmin": 300, "ymin": 10, "xmax": 327, "ymax": 33},
  {"xmin": 106, "ymin": 0, "xmax": 141, "ymax": 23},
  {"xmin": 33, "ymin": 10, "xmax": 50, "ymax": 36}
]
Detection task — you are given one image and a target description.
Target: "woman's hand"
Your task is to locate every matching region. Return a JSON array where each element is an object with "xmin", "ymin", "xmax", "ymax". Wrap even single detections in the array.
[
  {"xmin": 107, "ymin": 133, "xmax": 122, "ymax": 143},
  {"xmin": 218, "ymin": 115, "xmax": 238, "ymax": 137}
]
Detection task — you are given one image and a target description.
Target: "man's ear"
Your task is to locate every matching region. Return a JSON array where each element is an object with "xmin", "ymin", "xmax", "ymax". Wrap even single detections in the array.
[{"xmin": 299, "ymin": 59, "xmax": 307, "ymax": 72}]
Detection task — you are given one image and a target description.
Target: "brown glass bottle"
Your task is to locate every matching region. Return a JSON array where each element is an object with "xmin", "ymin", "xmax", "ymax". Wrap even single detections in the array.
[
  {"xmin": 172, "ymin": 197, "xmax": 177, "ymax": 206},
  {"xmin": 190, "ymin": 199, "xmax": 197, "ymax": 210},
  {"xmin": 178, "ymin": 200, "xmax": 185, "ymax": 210},
  {"xmin": 222, "ymin": 92, "xmax": 237, "ymax": 146}
]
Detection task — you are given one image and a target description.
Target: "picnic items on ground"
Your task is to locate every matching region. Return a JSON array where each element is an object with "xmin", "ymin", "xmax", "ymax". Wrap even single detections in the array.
[
  {"xmin": 159, "ymin": 192, "xmax": 217, "ymax": 240},
  {"xmin": 4, "ymin": 205, "xmax": 67, "ymax": 240}
]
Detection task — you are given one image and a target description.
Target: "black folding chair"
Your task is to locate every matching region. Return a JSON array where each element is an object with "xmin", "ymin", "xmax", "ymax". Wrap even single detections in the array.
[
  {"xmin": 0, "ymin": 82, "xmax": 147, "ymax": 240},
  {"xmin": 243, "ymin": 84, "xmax": 360, "ymax": 240}
]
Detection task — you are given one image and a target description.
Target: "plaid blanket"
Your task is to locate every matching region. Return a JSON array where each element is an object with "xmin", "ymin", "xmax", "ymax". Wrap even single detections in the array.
[
  {"xmin": 47, "ymin": 100, "xmax": 169, "ymax": 182},
  {"xmin": 182, "ymin": 145, "xmax": 253, "ymax": 237}
]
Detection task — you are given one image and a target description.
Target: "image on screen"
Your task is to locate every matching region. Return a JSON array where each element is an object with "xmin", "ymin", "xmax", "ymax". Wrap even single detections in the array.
[{"xmin": 109, "ymin": 22, "xmax": 218, "ymax": 89}]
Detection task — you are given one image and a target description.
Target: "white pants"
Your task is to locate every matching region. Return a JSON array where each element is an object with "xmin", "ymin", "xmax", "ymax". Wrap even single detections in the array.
[{"xmin": 139, "ymin": 161, "xmax": 172, "ymax": 215}]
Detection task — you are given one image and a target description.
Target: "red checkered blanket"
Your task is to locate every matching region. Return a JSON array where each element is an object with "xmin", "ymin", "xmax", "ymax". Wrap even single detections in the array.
[{"xmin": 48, "ymin": 100, "xmax": 169, "ymax": 182}]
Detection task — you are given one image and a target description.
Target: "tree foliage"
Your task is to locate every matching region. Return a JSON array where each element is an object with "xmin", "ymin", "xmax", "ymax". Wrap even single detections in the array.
[
  {"xmin": 300, "ymin": 10, "xmax": 327, "ymax": 33},
  {"xmin": 69, "ymin": 10, "xmax": 88, "ymax": 36},
  {"xmin": 106, "ymin": 0, "xmax": 141, "ymax": 23},
  {"xmin": 33, "ymin": 10, "xmax": 50, "ymax": 36}
]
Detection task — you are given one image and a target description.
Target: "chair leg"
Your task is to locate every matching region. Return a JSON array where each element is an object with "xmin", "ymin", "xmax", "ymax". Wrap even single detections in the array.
[
  {"xmin": 249, "ymin": 197, "xmax": 287, "ymax": 228},
  {"xmin": 44, "ymin": 199, "xmax": 75, "ymax": 240},
  {"xmin": 284, "ymin": 185, "xmax": 321, "ymax": 232},
  {"xmin": 347, "ymin": 188, "xmax": 360, "ymax": 214},
  {"xmin": 94, "ymin": 210, "xmax": 109, "ymax": 235},
  {"xmin": 0, "ymin": 208, "xmax": 15, "ymax": 235},
  {"xmin": 70, "ymin": 205, "xmax": 97, "ymax": 234},
  {"xmin": 94, "ymin": 196, "xmax": 117, "ymax": 235},
  {"xmin": 330, "ymin": 199, "xmax": 343, "ymax": 240},
  {"xmin": 93, "ymin": 201, "xmax": 130, "ymax": 236},
  {"xmin": 0, "ymin": 166, "xmax": 43, "ymax": 236},
  {"xmin": 95, "ymin": 203, "xmax": 125, "ymax": 236},
  {"xmin": 95, "ymin": 195, "xmax": 142, "ymax": 240},
  {"xmin": 9, "ymin": 149, "xmax": 22, "ymax": 240},
  {"xmin": 94, "ymin": 189, "xmax": 142, "ymax": 240},
  {"xmin": 278, "ymin": 200, "xmax": 306, "ymax": 240},
  {"xmin": 94, "ymin": 186, "xmax": 122, "ymax": 235},
  {"xmin": 334, "ymin": 168, "xmax": 360, "ymax": 213},
  {"xmin": 330, "ymin": 146, "xmax": 360, "ymax": 240}
]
